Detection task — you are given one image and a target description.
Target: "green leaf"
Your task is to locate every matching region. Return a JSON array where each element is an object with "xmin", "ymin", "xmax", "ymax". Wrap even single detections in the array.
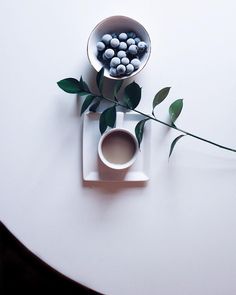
[
  {"xmin": 113, "ymin": 80, "xmax": 123, "ymax": 98},
  {"xmin": 57, "ymin": 78, "xmax": 81, "ymax": 93},
  {"xmin": 99, "ymin": 105, "xmax": 116, "ymax": 134},
  {"xmin": 124, "ymin": 82, "xmax": 142, "ymax": 109},
  {"xmin": 169, "ymin": 99, "xmax": 183, "ymax": 123},
  {"xmin": 80, "ymin": 95, "xmax": 95, "ymax": 115},
  {"xmin": 76, "ymin": 78, "xmax": 90, "ymax": 96},
  {"xmin": 105, "ymin": 105, "xmax": 116, "ymax": 127},
  {"xmin": 89, "ymin": 100, "xmax": 100, "ymax": 112},
  {"xmin": 169, "ymin": 135, "xmax": 185, "ymax": 158},
  {"xmin": 79, "ymin": 76, "xmax": 90, "ymax": 92},
  {"xmin": 96, "ymin": 67, "xmax": 104, "ymax": 95},
  {"xmin": 152, "ymin": 87, "xmax": 171, "ymax": 114},
  {"xmin": 99, "ymin": 111, "xmax": 107, "ymax": 134},
  {"xmin": 135, "ymin": 118, "xmax": 149, "ymax": 148}
]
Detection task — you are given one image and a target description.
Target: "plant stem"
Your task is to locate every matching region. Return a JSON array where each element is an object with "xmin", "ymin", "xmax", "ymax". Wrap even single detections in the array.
[{"xmin": 97, "ymin": 94, "xmax": 236, "ymax": 153}]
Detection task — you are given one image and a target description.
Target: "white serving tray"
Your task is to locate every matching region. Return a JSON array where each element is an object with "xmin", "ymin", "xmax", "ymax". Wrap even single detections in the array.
[{"xmin": 82, "ymin": 111, "xmax": 151, "ymax": 182}]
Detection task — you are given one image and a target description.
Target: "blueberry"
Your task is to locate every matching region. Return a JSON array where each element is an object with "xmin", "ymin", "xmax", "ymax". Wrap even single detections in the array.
[
  {"xmin": 102, "ymin": 53, "xmax": 108, "ymax": 61},
  {"xmin": 126, "ymin": 38, "xmax": 135, "ymax": 46},
  {"xmin": 116, "ymin": 64, "xmax": 126, "ymax": 75},
  {"xmin": 110, "ymin": 57, "xmax": 121, "ymax": 67},
  {"xmin": 119, "ymin": 41, "xmax": 127, "ymax": 51},
  {"xmin": 110, "ymin": 67, "xmax": 117, "ymax": 77},
  {"xmin": 117, "ymin": 50, "xmax": 126, "ymax": 59},
  {"xmin": 111, "ymin": 33, "xmax": 117, "ymax": 38},
  {"xmin": 110, "ymin": 38, "xmax": 120, "ymax": 48},
  {"xmin": 134, "ymin": 37, "xmax": 141, "ymax": 45},
  {"xmin": 127, "ymin": 32, "xmax": 136, "ymax": 38},
  {"xmin": 104, "ymin": 48, "xmax": 115, "ymax": 59},
  {"xmin": 102, "ymin": 34, "xmax": 112, "ymax": 45},
  {"xmin": 138, "ymin": 41, "xmax": 147, "ymax": 52},
  {"xmin": 126, "ymin": 64, "xmax": 134, "ymax": 75},
  {"xmin": 131, "ymin": 58, "xmax": 141, "ymax": 69},
  {"xmin": 121, "ymin": 57, "xmax": 129, "ymax": 66},
  {"xmin": 118, "ymin": 32, "xmax": 128, "ymax": 41},
  {"xmin": 96, "ymin": 41, "xmax": 105, "ymax": 51},
  {"xmin": 128, "ymin": 44, "xmax": 138, "ymax": 55}
]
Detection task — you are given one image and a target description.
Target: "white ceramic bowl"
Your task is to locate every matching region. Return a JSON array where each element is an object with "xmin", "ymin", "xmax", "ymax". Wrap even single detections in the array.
[{"xmin": 87, "ymin": 15, "xmax": 151, "ymax": 80}]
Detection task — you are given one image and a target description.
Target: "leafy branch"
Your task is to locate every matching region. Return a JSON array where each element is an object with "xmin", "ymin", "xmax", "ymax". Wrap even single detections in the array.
[{"xmin": 57, "ymin": 68, "xmax": 236, "ymax": 158}]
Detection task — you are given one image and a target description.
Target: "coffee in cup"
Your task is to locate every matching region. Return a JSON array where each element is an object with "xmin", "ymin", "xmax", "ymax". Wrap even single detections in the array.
[{"xmin": 98, "ymin": 128, "xmax": 138, "ymax": 170}]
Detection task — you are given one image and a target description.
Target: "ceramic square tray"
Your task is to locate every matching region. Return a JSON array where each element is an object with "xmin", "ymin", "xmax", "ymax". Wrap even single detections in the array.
[{"xmin": 82, "ymin": 111, "xmax": 151, "ymax": 182}]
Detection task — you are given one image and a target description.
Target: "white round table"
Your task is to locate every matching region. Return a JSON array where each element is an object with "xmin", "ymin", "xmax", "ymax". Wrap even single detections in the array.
[{"xmin": 1, "ymin": 1, "xmax": 236, "ymax": 294}]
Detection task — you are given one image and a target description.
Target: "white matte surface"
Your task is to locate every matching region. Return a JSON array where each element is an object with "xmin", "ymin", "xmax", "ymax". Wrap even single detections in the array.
[{"xmin": 1, "ymin": 1, "xmax": 236, "ymax": 295}]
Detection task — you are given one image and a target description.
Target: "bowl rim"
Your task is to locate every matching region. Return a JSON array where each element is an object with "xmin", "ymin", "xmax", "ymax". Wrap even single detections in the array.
[{"xmin": 87, "ymin": 15, "xmax": 151, "ymax": 80}]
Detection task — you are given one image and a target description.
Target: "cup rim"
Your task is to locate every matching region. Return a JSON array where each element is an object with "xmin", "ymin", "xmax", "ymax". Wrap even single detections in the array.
[
  {"xmin": 98, "ymin": 128, "xmax": 138, "ymax": 170},
  {"xmin": 87, "ymin": 15, "xmax": 151, "ymax": 80}
]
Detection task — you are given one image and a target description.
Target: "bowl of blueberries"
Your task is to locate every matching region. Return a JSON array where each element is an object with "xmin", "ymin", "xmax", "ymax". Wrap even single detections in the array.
[{"xmin": 87, "ymin": 15, "xmax": 151, "ymax": 80}]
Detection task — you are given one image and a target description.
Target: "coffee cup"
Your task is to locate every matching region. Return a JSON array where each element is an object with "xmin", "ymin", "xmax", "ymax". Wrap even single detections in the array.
[{"xmin": 98, "ymin": 112, "xmax": 138, "ymax": 170}]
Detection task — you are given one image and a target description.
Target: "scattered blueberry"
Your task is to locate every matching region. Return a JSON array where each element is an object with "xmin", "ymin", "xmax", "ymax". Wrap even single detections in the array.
[
  {"xmin": 110, "ymin": 38, "xmax": 120, "ymax": 48},
  {"xmin": 104, "ymin": 48, "xmax": 115, "ymax": 59},
  {"xmin": 110, "ymin": 57, "xmax": 121, "ymax": 67},
  {"xmin": 96, "ymin": 41, "xmax": 105, "ymax": 51},
  {"xmin": 138, "ymin": 41, "xmax": 147, "ymax": 52},
  {"xmin": 126, "ymin": 63, "xmax": 134, "ymax": 75},
  {"xmin": 119, "ymin": 41, "xmax": 128, "ymax": 51},
  {"xmin": 102, "ymin": 53, "xmax": 108, "ymax": 61},
  {"xmin": 121, "ymin": 57, "xmax": 129, "ymax": 65},
  {"xmin": 131, "ymin": 58, "xmax": 141, "ymax": 69},
  {"xmin": 117, "ymin": 50, "xmax": 126, "ymax": 59},
  {"xmin": 127, "ymin": 32, "xmax": 136, "ymax": 38},
  {"xmin": 119, "ymin": 33, "xmax": 128, "ymax": 41},
  {"xmin": 126, "ymin": 38, "xmax": 135, "ymax": 46},
  {"xmin": 102, "ymin": 34, "xmax": 112, "ymax": 45},
  {"xmin": 128, "ymin": 44, "xmax": 138, "ymax": 55},
  {"xmin": 117, "ymin": 64, "xmax": 126, "ymax": 75},
  {"xmin": 96, "ymin": 31, "xmax": 148, "ymax": 77},
  {"xmin": 134, "ymin": 37, "xmax": 141, "ymax": 45},
  {"xmin": 110, "ymin": 67, "xmax": 117, "ymax": 76}
]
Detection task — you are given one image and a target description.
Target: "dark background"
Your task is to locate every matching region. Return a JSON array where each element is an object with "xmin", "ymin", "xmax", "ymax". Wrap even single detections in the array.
[{"xmin": 0, "ymin": 222, "xmax": 101, "ymax": 294}]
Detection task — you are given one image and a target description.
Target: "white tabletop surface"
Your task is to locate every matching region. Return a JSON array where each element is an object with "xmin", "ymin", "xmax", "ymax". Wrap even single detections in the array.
[{"xmin": 1, "ymin": 1, "xmax": 236, "ymax": 294}]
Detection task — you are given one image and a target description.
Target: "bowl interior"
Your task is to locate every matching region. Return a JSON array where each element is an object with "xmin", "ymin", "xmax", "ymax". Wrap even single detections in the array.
[{"xmin": 87, "ymin": 15, "xmax": 151, "ymax": 80}]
